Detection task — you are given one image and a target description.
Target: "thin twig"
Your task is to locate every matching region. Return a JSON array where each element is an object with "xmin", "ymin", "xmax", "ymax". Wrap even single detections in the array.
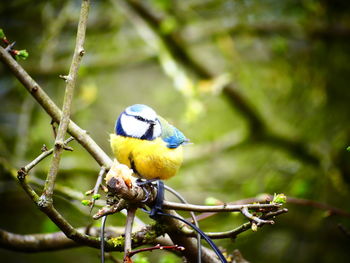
[
  {"xmin": 241, "ymin": 207, "xmax": 274, "ymax": 225},
  {"xmin": 124, "ymin": 207, "xmax": 137, "ymax": 257},
  {"xmin": 194, "ymin": 194, "xmax": 350, "ymax": 221},
  {"xmin": 162, "ymin": 201, "xmax": 281, "ymax": 213},
  {"xmin": 89, "ymin": 167, "xmax": 107, "ymax": 213},
  {"xmin": 41, "ymin": 0, "xmax": 90, "ymax": 204},
  {"xmin": 127, "ymin": 244, "xmax": 185, "ymax": 258},
  {"xmin": 18, "ymin": 137, "xmax": 74, "ymax": 178},
  {"xmin": 202, "ymin": 208, "xmax": 288, "ymax": 239},
  {"xmin": 93, "ymin": 200, "xmax": 128, "ymax": 219}
]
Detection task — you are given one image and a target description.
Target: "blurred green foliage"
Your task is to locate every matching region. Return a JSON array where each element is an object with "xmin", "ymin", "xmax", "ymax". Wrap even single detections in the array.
[{"xmin": 1, "ymin": 0, "xmax": 350, "ymax": 262}]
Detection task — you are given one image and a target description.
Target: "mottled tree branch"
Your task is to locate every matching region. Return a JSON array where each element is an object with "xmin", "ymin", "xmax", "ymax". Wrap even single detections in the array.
[{"xmin": 41, "ymin": 0, "xmax": 89, "ymax": 204}]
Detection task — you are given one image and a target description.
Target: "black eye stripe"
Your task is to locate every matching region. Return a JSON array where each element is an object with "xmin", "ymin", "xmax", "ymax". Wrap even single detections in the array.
[
  {"xmin": 135, "ymin": 116, "xmax": 157, "ymax": 124},
  {"xmin": 124, "ymin": 112, "xmax": 156, "ymax": 124}
]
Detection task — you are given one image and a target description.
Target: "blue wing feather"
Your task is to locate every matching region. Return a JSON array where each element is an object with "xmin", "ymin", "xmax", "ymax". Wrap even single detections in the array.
[
  {"xmin": 157, "ymin": 116, "xmax": 188, "ymax": 149},
  {"xmin": 162, "ymin": 127, "xmax": 188, "ymax": 149}
]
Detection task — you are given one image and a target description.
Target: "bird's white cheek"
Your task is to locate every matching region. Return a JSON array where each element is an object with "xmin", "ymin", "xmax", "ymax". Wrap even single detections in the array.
[
  {"xmin": 153, "ymin": 122, "xmax": 161, "ymax": 138},
  {"xmin": 121, "ymin": 114, "xmax": 149, "ymax": 138}
]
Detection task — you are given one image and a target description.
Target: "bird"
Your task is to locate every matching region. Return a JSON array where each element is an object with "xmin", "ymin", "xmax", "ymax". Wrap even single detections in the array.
[{"xmin": 110, "ymin": 104, "xmax": 189, "ymax": 181}]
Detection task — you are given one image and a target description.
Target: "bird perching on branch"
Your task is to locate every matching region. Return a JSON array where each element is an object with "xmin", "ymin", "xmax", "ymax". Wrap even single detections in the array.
[
  {"xmin": 110, "ymin": 104, "xmax": 189, "ymax": 181},
  {"xmin": 107, "ymin": 104, "xmax": 228, "ymax": 263}
]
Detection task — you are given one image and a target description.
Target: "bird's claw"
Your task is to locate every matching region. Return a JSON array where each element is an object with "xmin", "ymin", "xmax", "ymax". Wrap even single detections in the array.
[{"xmin": 136, "ymin": 179, "xmax": 157, "ymax": 203}]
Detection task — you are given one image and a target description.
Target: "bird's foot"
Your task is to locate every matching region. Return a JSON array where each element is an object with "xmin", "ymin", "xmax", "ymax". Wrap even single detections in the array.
[
  {"xmin": 136, "ymin": 178, "xmax": 158, "ymax": 203},
  {"xmin": 136, "ymin": 178, "xmax": 158, "ymax": 186}
]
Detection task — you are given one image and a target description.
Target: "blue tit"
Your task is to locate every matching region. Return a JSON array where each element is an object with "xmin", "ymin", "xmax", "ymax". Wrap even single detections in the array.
[{"xmin": 110, "ymin": 104, "xmax": 189, "ymax": 180}]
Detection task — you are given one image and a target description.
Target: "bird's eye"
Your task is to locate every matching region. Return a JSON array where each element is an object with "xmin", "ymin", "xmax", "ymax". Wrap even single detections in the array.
[{"xmin": 135, "ymin": 116, "xmax": 144, "ymax": 121}]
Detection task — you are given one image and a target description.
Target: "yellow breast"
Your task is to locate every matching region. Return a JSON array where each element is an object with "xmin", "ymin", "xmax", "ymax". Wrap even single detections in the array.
[{"xmin": 110, "ymin": 134, "xmax": 183, "ymax": 180}]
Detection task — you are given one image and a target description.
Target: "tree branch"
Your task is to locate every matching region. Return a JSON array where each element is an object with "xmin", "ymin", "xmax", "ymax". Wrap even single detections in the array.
[
  {"xmin": 124, "ymin": 207, "xmax": 137, "ymax": 256},
  {"xmin": 17, "ymin": 137, "xmax": 74, "ymax": 179},
  {"xmin": 0, "ymin": 228, "xmax": 78, "ymax": 252},
  {"xmin": 126, "ymin": 244, "xmax": 185, "ymax": 259},
  {"xmin": 41, "ymin": 0, "xmax": 90, "ymax": 203},
  {"xmin": 241, "ymin": 207, "xmax": 274, "ymax": 225},
  {"xmin": 195, "ymin": 194, "xmax": 350, "ymax": 222},
  {"xmin": 0, "ymin": 46, "xmax": 112, "ymax": 168},
  {"xmin": 162, "ymin": 201, "xmax": 281, "ymax": 213},
  {"xmin": 204, "ymin": 208, "xmax": 288, "ymax": 239}
]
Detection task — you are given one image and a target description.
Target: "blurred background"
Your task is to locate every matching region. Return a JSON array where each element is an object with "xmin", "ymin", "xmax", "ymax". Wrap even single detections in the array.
[{"xmin": 1, "ymin": 0, "xmax": 350, "ymax": 262}]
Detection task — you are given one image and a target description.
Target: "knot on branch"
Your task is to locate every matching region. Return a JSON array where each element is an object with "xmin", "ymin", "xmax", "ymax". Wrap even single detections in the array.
[
  {"xmin": 17, "ymin": 168, "xmax": 27, "ymax": 180},
  {"xmin": 79, "ymin": 48, "xmax": 85, "ymax": 56},
  {"xmin": 37, "ymin": 195, "xmax": 53, "ymax": 209},
  {"xmin": 54, "ymin": 140, "xmax": 65, "ymax": 149},
  {"xmin": 30, "ymin": 84, "xmax": 38, "ymax": 93}
]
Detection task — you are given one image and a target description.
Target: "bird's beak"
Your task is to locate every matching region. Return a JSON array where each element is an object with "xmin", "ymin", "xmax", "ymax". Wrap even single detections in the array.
[{"xmin": 148, "ymin": 120, "xmax": 156, "ymax": 125}]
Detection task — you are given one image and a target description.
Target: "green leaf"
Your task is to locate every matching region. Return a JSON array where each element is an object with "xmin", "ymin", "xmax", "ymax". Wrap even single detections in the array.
[
  {"xmin": 272, "ymin": 193, "xmax": 287, "ymax": 204},
  {"xmin": 347, "ymin": 146, "xmax": 350, "ymax": 151},
  {"xmin": 81, "ymin": 199, "xmax": 91, "ymax": 206},
  {"xmin": 92, "ymin": 194, "xmax": 101, "ymax": 200},
  {"xmin": 0, "ymin": 29, "xmax": 5, "ymax": 39},
  {"xmin": 15, "ymin": 49, "xmax": 29, "ymax": 60}
]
